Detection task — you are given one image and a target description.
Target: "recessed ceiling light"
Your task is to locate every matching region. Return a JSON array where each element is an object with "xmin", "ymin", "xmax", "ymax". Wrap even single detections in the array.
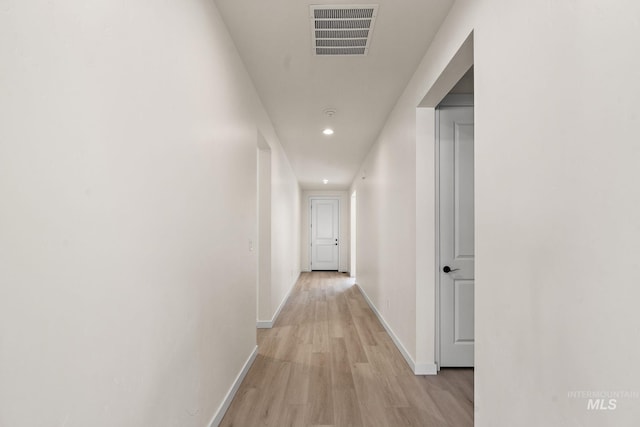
[
  {"xmin": 323, "ymin": 179, "xmax": 329, "ymax": 184},
  {"xmin": 322, "ymin": 128, "xmax": 334, "ymax": 135}
]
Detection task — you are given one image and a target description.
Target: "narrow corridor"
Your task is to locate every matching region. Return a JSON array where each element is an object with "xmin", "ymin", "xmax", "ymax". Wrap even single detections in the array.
[{"xmin": 220, "ymin": 272, "xmax": 473, "ymax": 427}]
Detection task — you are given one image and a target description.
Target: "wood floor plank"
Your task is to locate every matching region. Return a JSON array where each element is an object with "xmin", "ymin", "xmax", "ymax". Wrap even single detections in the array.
[
  {"xmin": 427, "ymin": 388, "xmax": 474, "ymax": 427},
  {"xmin": 351, "ymin": 362, "xmax": 392, "ymax": 427},
  {"xmin": 342, "ymin": 323, "xmax": 368, "ymax": 364},
  {"xmin": 351, "ymin": 315, "xmax": 377, "ymax": 346},
  {"xmin": 329, "ymin": 337, "xmax": 355, "ymax": 390},
  {"xmin": 327, "ymin": 296, "xmax": 345, "ymax": 338},
  {"xmin": 364, "ymin": 343, "xmax": 400, "ymax": 378},
  {"xmin": 295, "ymin": 314, "xmax": 314, "ymax": 345},
  {"xmin": 260, "ymin": 360, "xmax": 292, "ymax": 426},
  {"xmin": 306, "ymin": 352, "xmax": 334, "ymax": 425},
  {"xmin": 312, "ymin": 301, "xmax": 330, "ymax": 353},
  {"xmin": 276, "ymin": 404, "xmax": 306, "ymax": 427},
  {"xmin": 385, "ymin": 406, "xmax": 446, "ymax": 427},
  {"xmin": 220, "ymin": 271, "xmax": 474, "ymax": 427},
  {"xmin": 283, "ymin": 344, "xmax": 312, "ymax": 405},
  {"xmin": 332, "ymin": 388, "xmax": 363, "ymax": 427},
  {"xmin": 395, "ymin": 373, "xmax": 449, "ymax": 423},
  {"xmin": 375, "ymin": 331, "xmax": 414, "ymax": 376},
  {"xmin": 218, "ymin": 386, "xmax": 261, "ymax": 427}
]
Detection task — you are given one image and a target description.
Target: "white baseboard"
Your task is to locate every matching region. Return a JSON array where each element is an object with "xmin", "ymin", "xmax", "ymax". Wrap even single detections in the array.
[
  {"xmin": 256, "ymin": 274, "xmax": 298, "ymax": 329},
  {"xmin": 256, "ymin": 320, "xmax": 273, "ymax": 329},
  {"xmin": 208, "ymin": 345, "xmax": 258, "ymax": 427},
  {"xmin": 414, "ymin": 362, "xmax": 438, "ymax": 375},
  {"xmin": 356, "ymin": 285, "xmax": 438, "ymax": 376}
]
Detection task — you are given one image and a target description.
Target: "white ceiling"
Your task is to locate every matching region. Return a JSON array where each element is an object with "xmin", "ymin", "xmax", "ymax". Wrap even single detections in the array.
[{"xmin": 215, "ymin": 0, "xmax": 454, "ymax": 190}]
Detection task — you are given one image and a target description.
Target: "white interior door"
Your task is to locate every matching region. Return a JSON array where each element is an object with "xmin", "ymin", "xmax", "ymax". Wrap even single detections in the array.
[
  {"xmin": 311, "ymin": 198, "xmax": 339, "ymax": 270},
  {"xmin": 439, "ymin": 103, "xmax": 475, "ymax": 367}
]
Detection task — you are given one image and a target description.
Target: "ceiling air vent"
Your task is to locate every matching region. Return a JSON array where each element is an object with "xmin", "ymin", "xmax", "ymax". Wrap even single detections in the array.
[{"xmin": 310, "ymin": 5, "xmax": 379, "ymax": 56}]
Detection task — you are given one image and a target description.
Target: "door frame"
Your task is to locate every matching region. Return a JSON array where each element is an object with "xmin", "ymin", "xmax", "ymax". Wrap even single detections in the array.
[
  {"xmin": 414, "ymin": 31, "xmax": 473, "ymax": 375},
  {"xmin": 308, "ymin": 196, "xmax": 340, "ymax": 271},
  {"xmin": 435, "ymin": 94, "xmax": 474, "ymax": 369}
]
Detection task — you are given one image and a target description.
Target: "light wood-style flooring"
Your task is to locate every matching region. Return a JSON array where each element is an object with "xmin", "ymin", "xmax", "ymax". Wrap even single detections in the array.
[{"xmin": 220, "ymin": 271, "xmax": 473, "ymax": 427}]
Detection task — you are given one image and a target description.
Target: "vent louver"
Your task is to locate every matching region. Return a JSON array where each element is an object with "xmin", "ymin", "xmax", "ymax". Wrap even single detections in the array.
[{"xmin": 310, "ymin": 5, "xmax": 378, "ymax": 56}]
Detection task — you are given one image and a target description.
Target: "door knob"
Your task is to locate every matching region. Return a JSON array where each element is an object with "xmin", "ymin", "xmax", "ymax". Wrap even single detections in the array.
[{"xmin": 443, "ymin": 266, "xmax": 459, "ymax": 273}]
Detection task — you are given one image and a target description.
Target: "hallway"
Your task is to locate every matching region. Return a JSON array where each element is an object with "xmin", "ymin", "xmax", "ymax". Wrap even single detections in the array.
[{"xmin": 220, "ymin": 272, "xmax": 473, "ymax": 427}]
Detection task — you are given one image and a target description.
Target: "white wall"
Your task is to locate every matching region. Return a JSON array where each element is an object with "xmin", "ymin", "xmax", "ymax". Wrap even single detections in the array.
[
  {"xmin": 350, "ymin": 119, "xmax": 419, "ymax": 366},
  {"xmin": 0, "ymin": 1, "xmax": 298, "ymax": 426},
  {"xmin": 259, "ymin": 130, "xmax": 301, "ymax": 325},
  {"xmin": 300, "ymin": 190, "xmax": 350, "ymax": 273},
  {"xmin": 353, "ymin": 0, "xmax": 640, "ymax": 425},
  {"xmin": 257, "ymin": 142, "xmax": 272, "ymax": 322}
]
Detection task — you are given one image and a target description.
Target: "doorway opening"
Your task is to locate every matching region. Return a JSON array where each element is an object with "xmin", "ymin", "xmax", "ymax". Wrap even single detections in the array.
[
  {"xmin": 256, "ymin": 133, "xmax": 272, "ymax": 328},
  {"xmin": 350, "ymin": 191, "xmax": 357, "ymax": 279},
  {"xmin": 415, "ymin": 31, "xmax": 474, "ymax": 375},
  {"xmin": 436, "ymin": 74, "xmax": 474, "ymax": 367}
]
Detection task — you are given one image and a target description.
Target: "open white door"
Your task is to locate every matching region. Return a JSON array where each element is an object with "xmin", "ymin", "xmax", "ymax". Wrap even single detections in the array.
[
  {"xmin": 311, "ymin": 198, "xmax": 339, "ymax": 271},
  {"xmin": 439, "ymin": 101, "xmax": 475, "ymax": 367}
]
